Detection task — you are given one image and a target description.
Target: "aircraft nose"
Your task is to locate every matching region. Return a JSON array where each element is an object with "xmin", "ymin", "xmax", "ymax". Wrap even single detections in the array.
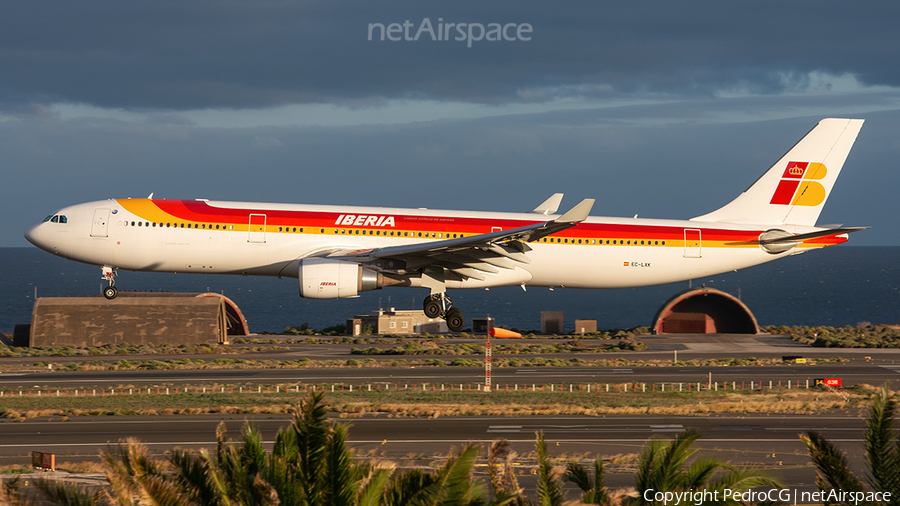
[{"xmin": 24, "ymin": 223, "xmax": 48, "ymax": 250}]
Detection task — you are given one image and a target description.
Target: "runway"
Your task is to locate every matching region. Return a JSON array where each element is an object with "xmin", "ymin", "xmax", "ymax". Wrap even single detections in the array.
[{"xmin": 0, "ymin": 412, "xmax": 867, "ymax": 488}]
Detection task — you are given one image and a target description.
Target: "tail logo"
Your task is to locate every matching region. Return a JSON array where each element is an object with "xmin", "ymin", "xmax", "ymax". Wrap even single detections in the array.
[{"xmin": 770, "ymin": 161, "xmax": 828, "ymax": 206}]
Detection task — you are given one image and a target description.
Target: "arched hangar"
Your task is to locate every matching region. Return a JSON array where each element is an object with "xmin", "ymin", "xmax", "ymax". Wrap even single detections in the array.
[
  {"xmin": 651, "ymin": 287, "xmax": 760, "ymax": 334},
  {"xmin": 27, "ymin": 291, "xmax": 249, "ymax": 347}
]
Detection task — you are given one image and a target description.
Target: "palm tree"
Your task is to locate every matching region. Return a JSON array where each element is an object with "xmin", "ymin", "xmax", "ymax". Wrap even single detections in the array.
[
  {"xmin": 34, "ymin": 391, "xmax": 518, "ymax": 506},
  {"xmin": 36, "ymin": 391, "xmax": 367, "ymax": 506},
  {"xmin": 802, "ymin": 384, "xmax": 900, "ymax": 506},
  {"xmin": 486, "ymin": 439, "xmax": 525, "ymax": 506},
  {"xmin": 633, "ymin": 429, "xmax": 780, "ymax": 505},
  {"xmin": 38, "ymin": 438, "xmax": 178, "ymax": 506},
  {"xmin": 535, "ymin": 432, "xmax": 566, "ymax": 506},
  {"xmin": 565, "ymin": 455, "xmax": 637, "ymax": 506},
  {"xmin": 27, "ymin": 391, "xmax": 784, "ymax": 506}
]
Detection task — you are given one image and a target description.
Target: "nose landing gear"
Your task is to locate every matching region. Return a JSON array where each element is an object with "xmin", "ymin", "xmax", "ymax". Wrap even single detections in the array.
[
  {"xmin": 423, "ymin": 293, "xmax": 465, "ymax": 332},
  {"xmin": 101, "ymin": 266, "xmax": 118, "ymax": 300}
]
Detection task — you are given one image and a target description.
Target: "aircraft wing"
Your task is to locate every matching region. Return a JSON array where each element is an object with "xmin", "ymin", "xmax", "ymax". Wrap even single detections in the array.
[{"xmin": 326, "ymin": 198, "xmax": 594, "ymax": 281}]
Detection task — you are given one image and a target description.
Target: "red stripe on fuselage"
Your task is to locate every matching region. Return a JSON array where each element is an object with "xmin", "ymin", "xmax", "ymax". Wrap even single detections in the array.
[{"xmin": 145, "ymin": 200, "xmax": 845, "ymax": 246}]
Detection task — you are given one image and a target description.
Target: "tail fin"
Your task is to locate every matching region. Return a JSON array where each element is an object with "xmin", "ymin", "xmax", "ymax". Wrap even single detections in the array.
[{"xmin": 691, "ymin": 118, "xmax": 864, "ymax": 226}]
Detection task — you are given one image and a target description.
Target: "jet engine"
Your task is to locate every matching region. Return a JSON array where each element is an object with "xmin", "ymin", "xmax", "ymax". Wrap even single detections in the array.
[{"xmin": 298, "ymin": 258, "xmax": 386, "ymax": 299}]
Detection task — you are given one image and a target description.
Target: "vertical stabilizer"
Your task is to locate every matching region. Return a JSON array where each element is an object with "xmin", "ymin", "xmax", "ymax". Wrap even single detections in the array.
[{"xmin": 691, "ymin": 118, "xmax": 863, "ymax": 226}]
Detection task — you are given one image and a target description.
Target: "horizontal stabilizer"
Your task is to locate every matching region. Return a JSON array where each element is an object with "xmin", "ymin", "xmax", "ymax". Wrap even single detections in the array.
[{"xmin": 760, "ymin": 227, "xmax": 869, "ymax": 245}]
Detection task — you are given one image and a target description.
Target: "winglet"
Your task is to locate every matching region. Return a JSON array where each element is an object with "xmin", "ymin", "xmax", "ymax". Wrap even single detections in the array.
[
  {"xmin": 556, "ymin": 198, "xmax": 595, "ymax": 223},
  {"xmin": 533, "ymin": 193, "xmax": 563, "ymax": 215}
]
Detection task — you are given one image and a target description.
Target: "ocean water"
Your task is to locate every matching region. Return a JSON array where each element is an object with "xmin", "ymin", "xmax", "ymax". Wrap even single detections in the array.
[{"xmin": 1, "ymin": 246, "xmax": 898, "ymax": 334}]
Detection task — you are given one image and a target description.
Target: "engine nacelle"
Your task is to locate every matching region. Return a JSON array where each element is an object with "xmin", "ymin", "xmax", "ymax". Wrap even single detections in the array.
[{"xmin": 298, "ymin": 258, "xmax": 384, "ymax": 299}]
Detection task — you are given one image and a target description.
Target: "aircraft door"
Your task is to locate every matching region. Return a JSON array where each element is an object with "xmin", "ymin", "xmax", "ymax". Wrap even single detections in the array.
[
  {"xmin": 248, "ymin": 214, "xmax": 266, "ymax": 243},
  {"xmin": 90, "ymin": 208, "xmax": 110, "ymax": 237},
  {"xmin": 683, "ymin": 229, "xmax": 701, "ymax": 258}
]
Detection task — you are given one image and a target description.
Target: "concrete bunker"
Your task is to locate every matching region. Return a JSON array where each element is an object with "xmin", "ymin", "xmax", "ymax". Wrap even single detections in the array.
[
  {"xmin": 651, "ymin": 287, "xmax": 760, "ymax": 334},
  {"xmin": 27, "ymin": 292, "xmax": 249, "ymax": 347}
]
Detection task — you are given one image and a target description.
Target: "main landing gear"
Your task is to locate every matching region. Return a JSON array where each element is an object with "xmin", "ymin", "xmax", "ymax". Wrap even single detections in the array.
[
  {"xmin": 423, "ymin": 293, "xmax": 465, "ymax": 332},
  {"xmin": 101, "ymin": 266, "xmax": 118, "ymax": 300}
]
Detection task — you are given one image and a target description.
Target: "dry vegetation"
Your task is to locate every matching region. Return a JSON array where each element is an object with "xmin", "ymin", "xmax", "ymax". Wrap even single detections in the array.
[
  {"xmin": 0, "ymin": 384, "xmax": 876, "ymax": 420},
  {"xmin": 770, "ymin": 323, "xmax": 900, "ymax": 348},
  {"xmin": 0, "ymin": 353, "xmax": 845, "ymax": 374}
]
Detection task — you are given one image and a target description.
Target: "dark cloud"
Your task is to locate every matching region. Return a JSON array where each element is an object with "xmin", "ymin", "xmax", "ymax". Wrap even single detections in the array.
[{"xmin": 1, "ymin": 0, "xmax": 899, "ymax": 110}]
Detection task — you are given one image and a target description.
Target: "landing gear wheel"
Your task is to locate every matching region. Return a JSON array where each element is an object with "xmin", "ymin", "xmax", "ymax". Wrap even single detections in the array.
[
  {"xmin": 423, "ymin": 297, "xmax": 443, "ymax": 319},
  {"xmin": 446, "ymin": 308, "xmax": 465, "ymax": 332},
  {"xmin": 101, "ymin": 266, "xmax": 118, "ymax": 300}
]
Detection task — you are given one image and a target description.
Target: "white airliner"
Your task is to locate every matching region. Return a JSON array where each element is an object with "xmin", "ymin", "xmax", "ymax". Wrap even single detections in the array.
[{"xmin": 25, "ymin": 118, "xmax": 867, "ymax": 331}]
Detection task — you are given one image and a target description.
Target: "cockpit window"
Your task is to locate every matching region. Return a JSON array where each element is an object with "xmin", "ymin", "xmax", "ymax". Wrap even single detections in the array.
[
  {"xmin": 51, "ymin": 216, "xmax": 59, "ymax": 223},
  {"xmin": 42, "ymin": 215, "xmax": 53, "ymax": 223},
  {"xmin": 59, "ymin": 215, "xmax": 67, "ymax": 223}
]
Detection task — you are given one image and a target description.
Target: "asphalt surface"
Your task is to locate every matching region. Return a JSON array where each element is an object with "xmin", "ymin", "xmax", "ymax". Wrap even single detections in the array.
[{"xmin": 0, "ymin": 412, "xmax": 866, "ymax": 490}]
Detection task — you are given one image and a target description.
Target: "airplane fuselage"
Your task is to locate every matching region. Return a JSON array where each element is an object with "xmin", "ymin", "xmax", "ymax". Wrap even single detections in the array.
[{"xmin": 25, "ymin": 198, "xmax": 845, "ymax": 291}]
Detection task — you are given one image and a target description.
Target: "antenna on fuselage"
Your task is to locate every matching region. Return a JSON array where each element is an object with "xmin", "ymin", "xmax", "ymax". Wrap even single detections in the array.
[{"xmin": 147, "ymin": 193, "xmax": 154, "ymax": 199}]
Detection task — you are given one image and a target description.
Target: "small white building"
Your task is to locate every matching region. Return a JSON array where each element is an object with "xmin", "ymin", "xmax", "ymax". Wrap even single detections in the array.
[{"xmin": 347, "ymin": 308, "xmax": 448, "ymax": 335}]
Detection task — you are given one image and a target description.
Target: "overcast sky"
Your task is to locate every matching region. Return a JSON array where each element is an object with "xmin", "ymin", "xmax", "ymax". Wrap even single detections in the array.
[{"xmin": 1, "ymin": 0, "xmax": 899, "ymax": 248}]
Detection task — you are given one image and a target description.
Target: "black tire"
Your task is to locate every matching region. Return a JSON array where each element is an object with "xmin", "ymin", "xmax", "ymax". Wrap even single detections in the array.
[
  {"xmin": 446, "ymin": 308, "xmax": 464, "ymax": 332},
  {"xmin": 103, "ymin": 286, "xmax": 118, "ymax": 300},
  {"xmin": 423, "ymin": 299, "xmax": 442, "ymax": 319}
]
